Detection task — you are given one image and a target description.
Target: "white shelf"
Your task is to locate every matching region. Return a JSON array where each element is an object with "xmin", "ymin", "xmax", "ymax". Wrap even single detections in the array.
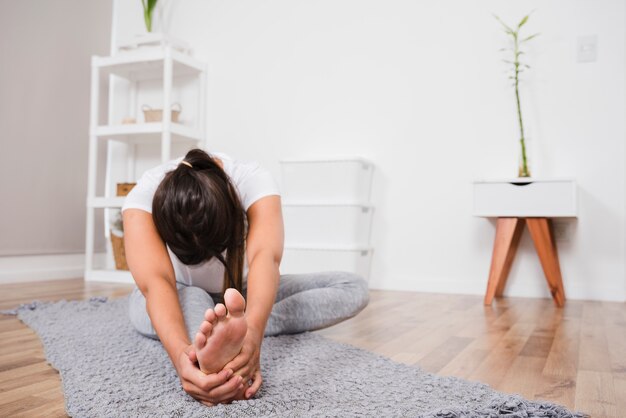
[
  {"xmin": 283, "ymin": 204, "xmax": 374, "ymax": 247},
  {"xmin": 280, "ymin": 158, "xmax": 374, "ymax": 203},
  {"xmin": 282, "ymin": 200, "xmax": 373, "ymax": 209},
  {"xmin": 279, "ymin": 156, "xmax": 375, "ymax": 280},
  {"xmin": 284, "ymin": 244, "xmax": 373, "ymax": 253},
  {"xmin": 93, "ymin": 123, "xmax": 202, "ymax": 142},
  {"xmin": 88, "ymin": 197, "xmax": 125, "ymax": 208},
  {"xmin": 84, "ymin": 269, "xmax": 134, "ymax": 284},
  {"xmin": 92, "ymin": 49, "xmax": 204, "ymax": 81},
  {"xmin": 280, "ymin": 156, "xmax": 374, "ymax": 169},
  {"xmin": 85, "ymin": 45, "xmax": 206, "ymax": 279},
  {"xmin": 281, "ymin": 247, "xmax": 373, "ymax": 278}
]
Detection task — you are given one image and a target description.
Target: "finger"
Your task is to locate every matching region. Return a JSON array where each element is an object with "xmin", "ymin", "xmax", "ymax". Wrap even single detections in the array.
[
  {"xmin": 182, "ymin": 381, "xmax": 216, "ymax": 403},
  {"xmin": 209, "ymin": 381, "xmax": 245, "ymax": 404},
  {"xmin": 187, "ymin": 349, "xmax": 197, "ymax": 364},
  {"xmin": 234, "ymin": 365, "xmax": 252, "ymax": 380},
  {"xmin": 183, "ymin": 378, "xmax": 239, "ymax": 405},
  {"xmin": 225, "ymin": 356, "xmax": 251, "ymax": 378},
  {"xmin": 223, "ymin": 352, "xmax": 250, "ymax": 374},
  {"xmin": 207, "ymin": 374, "xmax": 244, "ymax": 400},
  {"xmin": 186, "ymin": 365, "xmax": 232, "ymax": 391},
  {"xmin": 246, "ymin": 370, "xmax": 263, "ymax": 399}
]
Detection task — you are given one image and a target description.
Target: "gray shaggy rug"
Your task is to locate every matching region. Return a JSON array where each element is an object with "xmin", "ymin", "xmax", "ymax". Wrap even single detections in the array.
[{"xmin": 3, "ymin": 296, "xmax": 585, "ymax": 418}]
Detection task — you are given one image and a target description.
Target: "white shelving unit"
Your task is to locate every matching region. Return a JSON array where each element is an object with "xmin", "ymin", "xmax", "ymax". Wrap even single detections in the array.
[
  {"xmin": 85, "ymin": 46, "xmax": 206, "ymax": 282},
  {"xmin": 279, "ymin": 157, "xmax": 375, "ymax": 280}
]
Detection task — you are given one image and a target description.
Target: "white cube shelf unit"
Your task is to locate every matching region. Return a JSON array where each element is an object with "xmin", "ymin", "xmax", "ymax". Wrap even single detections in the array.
[
  {"xmin": 279, "ymin": 157, "xmax": 375, "ymax": 280},
  {"xmin": 280, "ymin": 247, "xmax": 373, "ymax": 280},
  {"xmin": 473, "ymin": 179, "xmax": 578, "ymax": 218},
  {"xmin": 282, "ymin": 203, "xmax": 374, "ymax": 248},
  {"xmin": 85, "ymin": 46, "xmax": 206, "ymax": 283}
]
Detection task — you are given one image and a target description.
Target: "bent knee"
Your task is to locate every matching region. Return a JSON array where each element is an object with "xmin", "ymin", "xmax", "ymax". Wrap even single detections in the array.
[
  {"xmin": 353, "ymin": 275, "xmax": 370, "ymax": 313},
  {"xmin": 127, "ymin": 288, "xmax": 159, "ymax": 340},
  {"xmin": 334, "ymin": 271, "xmax": 370, "ymax": 314}
]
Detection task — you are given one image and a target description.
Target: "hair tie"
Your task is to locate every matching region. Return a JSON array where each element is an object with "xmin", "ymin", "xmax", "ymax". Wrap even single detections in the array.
[{"xmin": 180, "ymin": 160, "xmax": 193, "ymax": 168}]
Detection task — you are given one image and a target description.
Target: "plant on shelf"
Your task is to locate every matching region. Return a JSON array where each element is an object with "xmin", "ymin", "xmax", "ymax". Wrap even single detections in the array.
[
  {"xmin": 494, "ymin": 12, "xmax": 539, "ymax": 178},
  {"xmin": 141, "ymin": 0, "xmax": 159, "ymax": 32}
]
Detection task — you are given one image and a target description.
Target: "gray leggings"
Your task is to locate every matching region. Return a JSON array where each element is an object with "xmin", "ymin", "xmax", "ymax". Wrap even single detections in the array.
[{"xmin": 128, "ymin": 271, "xmax": 370, "ymax": 341}]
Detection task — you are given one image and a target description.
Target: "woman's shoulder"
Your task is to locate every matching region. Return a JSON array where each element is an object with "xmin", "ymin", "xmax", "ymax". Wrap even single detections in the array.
[
  {"xmin": 211, "ymin": 152, "xmax": 259, "ymax": 182},
  {"xmin": 213, "ymin": 152, "xmax": 281, "ymax": 211},
  {"xmin": 121, "ymin": 157, "xmax": 182, "ymax": 213}
]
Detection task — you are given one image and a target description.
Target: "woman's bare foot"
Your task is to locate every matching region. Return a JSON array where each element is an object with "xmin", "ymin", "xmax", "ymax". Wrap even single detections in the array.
[{"xmin": 194, "ymin": 288, "xmax": 248, "ymax": 374}]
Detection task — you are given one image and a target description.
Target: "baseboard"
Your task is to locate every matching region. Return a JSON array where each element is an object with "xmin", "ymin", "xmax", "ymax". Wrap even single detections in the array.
[
  {"xmin": 4, "ymin": 254, "xmax": 622, "ymax": 302},
  {"xmin": 0, "ymin": 253, "xmax": 86, "ymax": 284},
  {"xmin": 368, "ymin": 276, "xmax": 626, "ymax": 303}
]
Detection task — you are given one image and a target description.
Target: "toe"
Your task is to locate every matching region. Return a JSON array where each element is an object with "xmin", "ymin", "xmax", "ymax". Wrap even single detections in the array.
[
  {"xmin": 224, "ymin": 288, "xmax": 246, "ymax": 317},
  {"xmin": 204, "ymin": 308, "xmax": 217, "ymax": 323},
  {"xmin": 214, "ymin": 303, "xmax": 227, "ymax": 318},
  {"xmin": 194, "ymin": 331, "xmax": 207, "ymax": 349},
  {"xmin": 199, "ymin": 320, "xmax": 213, "ymax": 335}
]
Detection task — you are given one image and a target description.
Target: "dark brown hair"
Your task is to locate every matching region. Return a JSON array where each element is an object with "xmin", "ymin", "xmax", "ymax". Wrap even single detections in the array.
[{"xmin": 152, "ymin": 148, "xmax": 247, "ymax": 293}]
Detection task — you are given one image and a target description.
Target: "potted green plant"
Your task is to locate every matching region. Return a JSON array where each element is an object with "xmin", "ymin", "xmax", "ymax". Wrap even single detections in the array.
[
  {"xmin": 117, "ymin": 1, "xmax": 192, "ymax": 54},
  {"xmin": 494, "ymin": 12, "xmax": 539, "ymax": 178},
  {"xmin": 142, "ymin": 0, "xmax": 159, "ymax": 32}
]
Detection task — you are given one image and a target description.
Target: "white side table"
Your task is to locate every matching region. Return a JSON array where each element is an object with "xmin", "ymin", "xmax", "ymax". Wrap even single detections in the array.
[{"xmin": 473, "ymin": 179, "xmax": 577, "ymax": 307}]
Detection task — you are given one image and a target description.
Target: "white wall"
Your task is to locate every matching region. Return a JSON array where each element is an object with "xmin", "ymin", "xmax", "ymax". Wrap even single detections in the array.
[
  {"xmin": 112, "ymin": 0, "xmax": 625, "ymax": 301},
  {"xmin": 0, "ymin": 0, "xmax": 112, "ymax": 257}
]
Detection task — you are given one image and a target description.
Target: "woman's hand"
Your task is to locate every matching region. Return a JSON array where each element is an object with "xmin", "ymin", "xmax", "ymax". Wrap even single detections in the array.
[
  {"xmin": 176, "ymin": 344, "xmax": 245, "ymax": 406},
  {"xmin": 222, "ymin": 327, "xmax": 264, "ymax": 399}
]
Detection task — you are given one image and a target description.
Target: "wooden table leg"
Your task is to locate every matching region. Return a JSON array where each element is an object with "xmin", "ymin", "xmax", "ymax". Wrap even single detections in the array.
[
  {"xmin": 527, "ymin": 218, "xmax": 566, "ymax": 307},
  {"xmin": 484, "ymin": 217, "xmax": 525, "ymax": 305}
]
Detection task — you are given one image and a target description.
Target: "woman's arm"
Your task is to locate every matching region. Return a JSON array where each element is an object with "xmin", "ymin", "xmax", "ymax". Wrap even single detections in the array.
[
  {"xmin": 123, "ymin": 209, "xmax": 187, "ymax": 360},
  {"xmin": 223, "ymin": 195, "xmax": 284, "ymax": 398},
  {"xmin": 123, "ymin": 209, "xmax": 241, "ymax": 405},
  {"xmin": 245, "ymin": 195, "xmax": 284, "ymax": 336}
]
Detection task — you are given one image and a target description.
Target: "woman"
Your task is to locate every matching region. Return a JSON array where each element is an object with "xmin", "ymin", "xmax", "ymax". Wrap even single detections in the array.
[{"xmin": 122, "ymin": 148, "xmax": 369, "ymax": 406}]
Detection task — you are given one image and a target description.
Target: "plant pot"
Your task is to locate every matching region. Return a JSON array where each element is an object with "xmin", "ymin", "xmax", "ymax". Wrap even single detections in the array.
[
  {"xmin": 518, "ymin": 140, "xmax": 531, "ymax": 178},
  {"xmin": 116, "ymin": 34, "xmax": 192, "ymax": 54}
]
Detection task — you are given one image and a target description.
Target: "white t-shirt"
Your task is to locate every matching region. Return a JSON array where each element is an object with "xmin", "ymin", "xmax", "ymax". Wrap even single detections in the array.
[{"xmin": 121, "ymin": 151, "xmax": 281, "ymax": 293}]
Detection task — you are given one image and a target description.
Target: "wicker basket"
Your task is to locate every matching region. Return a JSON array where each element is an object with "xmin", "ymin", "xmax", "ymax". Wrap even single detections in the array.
[
  {"xmin": 110, "ymin": 230, "xmax": 128, "ymax": 270},
  {"xmin": 116, "ymin": 182, "xmax": 136, "ymax": 197},
  {"xmin": 142, "ymin": 103, "xmax": 181, "ymax": 122},
  {"xmin": 110, "ymin": 182, "xmax": 136, "ymax": 270}
]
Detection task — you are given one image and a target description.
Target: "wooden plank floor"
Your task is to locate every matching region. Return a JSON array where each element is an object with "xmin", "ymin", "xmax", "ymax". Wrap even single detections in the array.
[{"xmin": 1, "ymin": 279, "xmax": 625, "ymax": 417}]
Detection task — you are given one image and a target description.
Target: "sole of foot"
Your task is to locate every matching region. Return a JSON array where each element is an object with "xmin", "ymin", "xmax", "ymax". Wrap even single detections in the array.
[{"xmin": 194, "ymin": 288, "xmax": 248, "ymax": 375}]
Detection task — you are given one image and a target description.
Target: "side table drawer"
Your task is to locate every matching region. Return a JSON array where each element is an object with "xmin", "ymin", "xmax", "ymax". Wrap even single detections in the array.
[{"xmin": 473, "ymin": 179, "xmax": 577, "ymax": 217}]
